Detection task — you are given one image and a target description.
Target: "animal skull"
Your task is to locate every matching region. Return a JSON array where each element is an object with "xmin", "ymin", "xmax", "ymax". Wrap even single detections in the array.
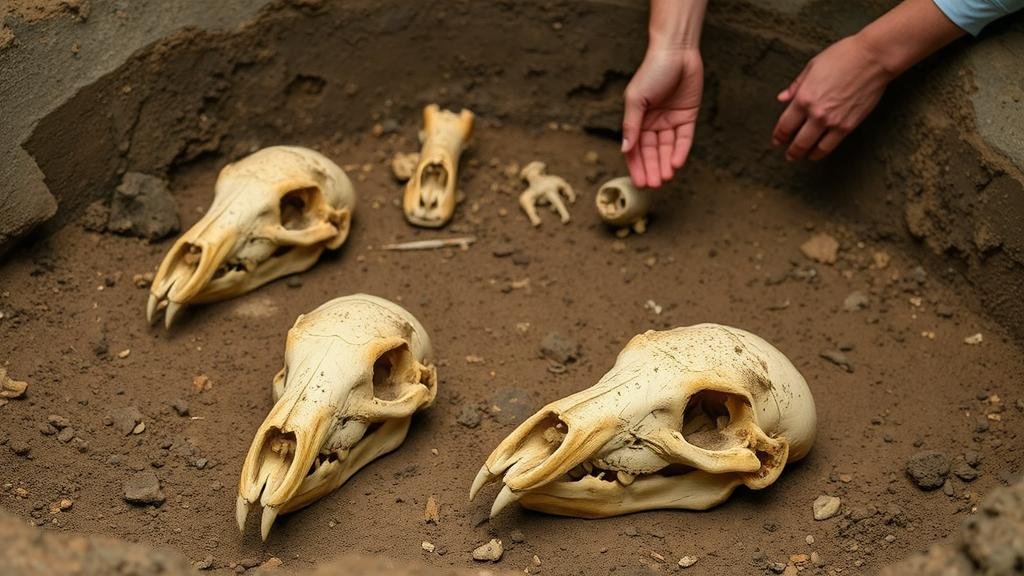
[
  {"xmin": 148, "ymin": 146, "xmax": 355, "ymax": 328},
  {"xmin": 403, "ymin": 104, "xmax": 475, "ymax": 228},
  {"xmin": 470, "ymin": 323, "xmax": 816, "ymax": 518},
  {"xmin": 237, "ymin": 294, "xmax": 437, "ymax": 540},
  {"xmin": 518, "ymin": 161, "xmax": 576, "ymax": 227},
  {"xmin": 596, "ymin": 176, "xmax": 653, "ymax": 234}
]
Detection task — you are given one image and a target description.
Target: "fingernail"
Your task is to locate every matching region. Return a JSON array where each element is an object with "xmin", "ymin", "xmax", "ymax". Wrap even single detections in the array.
[{"xmin": 621, "ymin": 138, "xmax": 629, "ymax": 152}]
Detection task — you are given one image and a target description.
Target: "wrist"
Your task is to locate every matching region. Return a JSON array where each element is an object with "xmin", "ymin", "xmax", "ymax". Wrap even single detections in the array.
[{"xmin": 850, "ymin": 29, "xmax": 903, "ymax": 79}]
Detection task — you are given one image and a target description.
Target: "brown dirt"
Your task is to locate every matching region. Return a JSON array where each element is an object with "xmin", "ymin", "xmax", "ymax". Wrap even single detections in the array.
[
  {"xmin": 2, "ymin": 1, "xmax": 1024, "ymax": 575},
  {"xmin": 2, "ymin": 120, "xmax": 1023, "ymax": 575}
]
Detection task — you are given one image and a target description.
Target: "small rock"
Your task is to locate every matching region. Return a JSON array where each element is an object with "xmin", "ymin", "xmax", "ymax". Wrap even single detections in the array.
[
  {"xmin": 800, "ymin": 233, "xmax": 839, "ymax": 264},
  {"xmin": 10, "ymin": 441, "xmax": 30, "ymax": 456},
  {"xmin": 123, "ymin": 470, "xmax": 165, "ymax": 505},
  {"xmin": 492, "ymin": 243, "xmax": 517, "ymax": 258},
  {"xmin": 58, "ymin": 498, "xmax": 73, "ymax": 511},
  {"xmin": 422, "ymin": 541, "xmax": 436, "ymax": 553},
  {"xmin": 257, "ymin": 557, "xmax": 283, "ymax": 572},
  {"xmin": 106, "ymin": 172, "xmax": 180, "ymax": 241},
  {"xmin": 57, "ymin": 427, "xmax": 75, "ymax": 443},
  {"xmin": 132, "ymin": 421, "xmax": 146, "ymax": 435},
  {"xmin": 391, "ymin": 152, "xmax": 419, "ymax": 182},
  {"xmin": 813, "ymin": 495, "xmax": 841, "ymax": 520},
  {"xmin": 906, "ymin": 450, "xmax": 950, "ymax": 490},
  {"xmin": 964, "ymin": 333, "xmax": 983, "ymax": 345},
  {"xmin": 509, "ymin": 529, "xmax": 525, "ymax": 543},
  {"xmin": 768, "ymin": 562, "xmax": 787, "ymax": 574},
  {"xmin": 472, "ymin": 539, "xmax": 503, "ymax": 562},
  {"xmin": 539, "ymin": 332, "xmax": 580, "ymax": 364},
  {"xmin": 424, "ymin": 495, "xmax": 440, "ymax": 524},
  {"xmin": 111, "ymin": 406, "xmax": 144, "ymax": 435},
  {"xmin": 819, "ymin": 350, "xmax": 854, "ymax": 373},
  {"xmin": 286, "ymin": 276, "xmax": 303, "ymax": 289},
  {"xmin": 171, "ymin": 399, "xmax": 190, "ymax": 416},
  {"xmin": 456, "ymin": 405, "xmax": 480, "ymax": 428},
  {"xmin": 239, "ymin": 558, "xmax": 260, "ymax": 569},
  {"xmin": 196, "ymin": 556, "xmax": 214, "ymax": 570},
  {"xmin": 843, "ymin": 291, "xmax": 870, "ymax": 312},
  {"xmin": 46, "ymin": 415, "xmax": 70, "ymax": 429},
  {"xmin": 132, "ymin": 272, "xmax": 154, "ymax": 288},
  {"xmin": 953, "ymin": 459, "xmax": 979, "ymax": 482},
  {"xmin": 0, "ymin": 368, "xmax": 28, "ymax": 399},
  {"xmin": 678, "ymin": 556, "xmax": 698, "ymax": 568},
  {"xmin": 810, "ymin": 551, "xmax": 822, "ymax": 566},
  {"xmin": 964, "ymin": 450, "xmax": 982, "ymax": 467},
  {"xmin": 805, "ymin": 535, "xmax": 815, "ymax": 545}
]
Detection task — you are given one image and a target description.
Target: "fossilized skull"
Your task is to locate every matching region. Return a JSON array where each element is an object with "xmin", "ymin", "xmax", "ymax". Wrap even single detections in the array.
[
  {"xmin": 470, "ymin": 323, "xmax": 816, "ymax": 518},
  {"xmin": 403, "ymin": 104, "xmax": 475, "ymax": 228},
  {"xmin": 596, "ymin": 176, "xmax": 652, "ymax": 233},
  {"xmin": 148, "ymin": 146, "xmax": 355, "ymax": 328},
  {"xmin": 237, "ymin": 294, "xmax": 437, "ymax": 540}
]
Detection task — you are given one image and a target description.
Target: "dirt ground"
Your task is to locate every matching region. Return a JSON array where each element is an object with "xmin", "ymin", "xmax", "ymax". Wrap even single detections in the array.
[{"xmin": 1, "ymin": 116, "xmax": 1023, "ymax": 575}]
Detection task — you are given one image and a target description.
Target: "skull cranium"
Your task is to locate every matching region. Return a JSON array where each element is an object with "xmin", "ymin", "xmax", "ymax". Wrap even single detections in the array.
[
  {"xmin": 403, "ymin": 104, "xmax": 475, "ymax": 228},
  {"xmin": 148, "ymin": 146, "xmax": 356, "ymax": 328},
  {"xmin": 470, "ymin": 323, "xmax": 816, "ymax": 518},
  {"xmin": 237, "ymin": 294, "xmax": 437, "ymax": 539},
  {"xmin": 596, "ymin": 176, "xmax": 652, "ymax": 233}
]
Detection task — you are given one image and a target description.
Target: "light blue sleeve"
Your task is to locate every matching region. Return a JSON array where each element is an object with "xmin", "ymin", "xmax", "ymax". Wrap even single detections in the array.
[{"xmin": 932, "ymin": 0, "xmax": 1024, "ymax": 35}]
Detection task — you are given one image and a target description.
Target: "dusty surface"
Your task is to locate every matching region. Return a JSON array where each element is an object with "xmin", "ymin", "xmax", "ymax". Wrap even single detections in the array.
[
  {"xmin": 2, "ymin": 1, "xmax": 1024, "ymax": 575},
  {"xmin": 2, "ymin": 121, "xmax": 1024, "ymax": 575}
]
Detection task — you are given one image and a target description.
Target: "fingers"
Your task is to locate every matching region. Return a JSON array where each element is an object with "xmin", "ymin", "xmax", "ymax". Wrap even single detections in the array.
[
  {"xmin": 626, "ymin": 146, "xmax": 646, "ymax": 188},
  {"xmin": 671, "ymin": 123, "xmax": 695, "ymax": 169},
  {"xmin": 772, "ymin": 101, "xmax": 806, "ymax": 148},
  {"xmin": 640, "ymin": 131, "xmax": 662, "ymax": 188},
  {"xmin": 785, "ymin": 118, "xmax": 826, "ymax": 161},
  {"xmin": 657, "ymin": 129, "xmax": 674, "ymax": 182},
  {"xmin": 777, "ymin": 65, "xmax": 809, "ymax": 103},
  {"xmin": 621, "ymin": 89, "xmax": 645, "ymax": 153},
  {"xmin": 808, "ymin": 129, "xmax": 849, "ymax": 161}
]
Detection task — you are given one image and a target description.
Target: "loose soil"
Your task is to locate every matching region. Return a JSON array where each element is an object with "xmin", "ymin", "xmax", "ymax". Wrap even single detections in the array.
[{"xmin": 1, "ymin": 121, "xmax": 1022, "ymax": 575}]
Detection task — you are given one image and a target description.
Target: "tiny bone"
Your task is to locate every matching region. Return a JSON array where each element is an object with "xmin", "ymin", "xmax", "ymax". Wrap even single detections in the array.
[{"xmin": 379, "ymin": 237, "xmax": 477, "ymax": 251}]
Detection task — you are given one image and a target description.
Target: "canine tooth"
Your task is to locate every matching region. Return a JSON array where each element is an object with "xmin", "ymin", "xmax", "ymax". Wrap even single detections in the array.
[
  {"xmin": 164, "ymin": 301, "xmax": 183, "ymax": 329},
  {"xmin": 469, "ymin": 465, "xmax": 495, "ymax": 501},
  {"xmin": 260, "ymin": 506, "xmax": 279, "ymax": 541},
  {"xmin": 235, "ymin": 495, "xmax": 250, "ymax": 533},
  {"xmin": 582, "ymin": 461, "xmax": 594, "ymax": 474},
  {"xmin": 146, "ymin": 294, "xmax": 159, "ymax": 325},
  {"xmin": 489, "ymin": 484, "xmax": 521, "ymax": 518},
  {"xmin": 617, "ymin": 472, "xmax": 636, "ymax": 486}
]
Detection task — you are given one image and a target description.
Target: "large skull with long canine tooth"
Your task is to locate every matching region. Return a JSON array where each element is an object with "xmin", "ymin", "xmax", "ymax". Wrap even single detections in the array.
[
  {"xmin": 237, "ymin": 294, "xmax": 437, "ymax": 540},
  {"xmin": 471, "ymin": 323, "xmax": 816, "ymax": 518},
  {"xmin": 148, "ymin": 146, "xmax": 355, "ymax": 328}
]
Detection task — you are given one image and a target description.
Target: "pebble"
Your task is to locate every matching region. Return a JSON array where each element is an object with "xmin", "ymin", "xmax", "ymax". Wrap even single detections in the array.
[
  {"xmin": 509, "ymin": 529, "xmax": 525, "ymax": 543},
  {"xmin": 196, "ymin": 556, "xmax": 214, "ymax": 570},
  {"xmin": 472, "ymin": 539, "xmax": 503, "ymax": 562},
  {"xmin": 768, "ymin": 561, "xmax": 787, "ymax": 573},
  {"xmin": 492, "ymin": 243, "xmax": 517, "ymax": 258},
  {"xmin": 812, "ymin": 495, "xmax": 841, "ymax": 520},
  {"xmin": 678, "ymin": 556, "xmax": 698, "ymax": 568},
  {"xmin": 47, "ymin": 415, "xmax": 70, "ymax": 429},
  {"xmin": 819, "ymin": 350, "xmax": 854, "ymax": 373},
  {"xmin": 423, "ymin": 495, "xmax": 440, "ymax": 524},
  {"xmin": 123, "ymin": 470, "xmax": 165, "ymax": 505},
  {"xmin": 456, "ymin": 405, "xmax": 480, "ymax": 428},
  {"xmin": 57, "ymin": 427, "xmax": 75, "ymax": 443},
  {"xmin": 906, "ymin": 450, "xmax": 950, "ymax": 490},
  {"xmin": 539, "ymin": 333, "xmax": 580, "ymax": 364},
  {"xmin": 132, "ymin": 421, "xmax": 146, "ymax": 435},
  {"xmin": 964, "ymin": 333, "xmax": 983, "ymax": 345},
  {"xmin": 805, "ymin": 535, "xmax": 815, "ymax": 545},
  {"xmin": 171, "ymin": 398, "xmax": 190, "ymax": 416},
  {"xmin": 843, "ymin": 291, "xmax": 870, "ymax": 312},
  {"xmin": 800, "ymin": 232, "xmax": 839, "ymax": 264},
  {"xmin": 111, "ymin": 405, "xmax": 144, "ymax": 436},
  {"xmin": 10, "ymin": 440, "xmax": 30, "ymax": 456},
  {"xmin": 953, "ymin": 459, "xmax": 979, "ymax": 482},
  {"xmin": 422, "ymin": 541, "xmax": 435, "ymax": 553},
  {"xmin": 810, "ymin": 551, "xmax": 822, "ymax": 566}
]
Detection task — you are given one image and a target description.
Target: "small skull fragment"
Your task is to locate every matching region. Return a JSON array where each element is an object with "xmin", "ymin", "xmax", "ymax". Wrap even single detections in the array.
[
  {"xmin": 518, "ymin": 161, "xmax": 576, "ymax": 227},
  {"xmin": 237, "ymin": 294, "xmax": 437, "ymax": 540},
  {"xmin": 148, "ymin": 146, "xmax": 356, "ymax": 328},
  {"xmin": 596, "ymin": 176, "xmax": 653, "ymax": 234},
  {"xmin": 403, "ymin": 104, "xmax": 475, "ymax": 228},
  {"xmin": 470, "ymin": 323, "xmax": 816, "ymax": 518}
]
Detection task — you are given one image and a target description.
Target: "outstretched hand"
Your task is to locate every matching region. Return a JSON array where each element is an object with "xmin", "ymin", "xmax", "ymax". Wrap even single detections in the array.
[
  {"xmin": 772, "ymin": 35, "xmax": 895, "ymax": 161},
  {"xmin": 621, "ymin": 48, "xmax": 703, "ymax": 188}
]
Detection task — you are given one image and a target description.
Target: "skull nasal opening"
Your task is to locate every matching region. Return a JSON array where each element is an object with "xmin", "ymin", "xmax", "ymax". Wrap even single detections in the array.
[
  {"xmin": 681, "ymin": 390, "xmax": 748, "ymax": 451},
  {"xmin": 253, "ymin": 428, "xmax": 298, "ymax": 484}
]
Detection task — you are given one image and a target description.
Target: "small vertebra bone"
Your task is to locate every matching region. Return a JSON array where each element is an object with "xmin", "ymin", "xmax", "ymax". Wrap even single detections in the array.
[
  {"xmin": 148, "ymin": 146, "xmax": 355, "ymax": 328},
  {"xmin": 237, "ymin": 294, "xmax": 437, "ymax": 540},
  {"xmin": 518, "ymin": 161, "xmax": 576, "ymax": 227},
  {"xmin": 470, "ymin": 323, "xmax": 816, "ymax": 518},
  {"xmin": 596, "ymin": 176, "xmax": 653, "ymax": 233},
  {"xmin": 403, "ymin": 105, "xmax": 475, "ymax": 228}
]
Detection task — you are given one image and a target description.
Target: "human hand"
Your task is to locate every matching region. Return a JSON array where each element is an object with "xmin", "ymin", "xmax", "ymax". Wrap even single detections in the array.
[
  {"xmin": 621, "ymin": 47, "xmax": 703, "ymax": 188},
  {"xmin": 772, "ymin": 34, "xmax": 895, "ymax": 161}
]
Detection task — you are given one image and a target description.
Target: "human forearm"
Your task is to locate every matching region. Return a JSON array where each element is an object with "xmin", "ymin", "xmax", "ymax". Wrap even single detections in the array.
[
  {"xmin": 647, "ymin": 0, "xmax": 708, "ymax": 51},
  {"xmin": 856, "ymin": 0, "xmax": 965, "ymax": 77}
]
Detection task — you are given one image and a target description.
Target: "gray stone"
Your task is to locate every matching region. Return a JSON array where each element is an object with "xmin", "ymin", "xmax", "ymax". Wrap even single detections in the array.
[
  {"xmin": 539, "ymin": 332, "xmax": 580, "ymax": 364},
  {"xmin": 456, "ymin": 405, "xmax": 480, "ymax": 428},
  {"xmin": 123, "ymin": 471, "xmax": 164, "ymax": 505},
  {"xmin": 111, "ymin": 406, "xmax": 144, "ymax": 436},
  {"xmin": 843, "ymin": 291, "xmax": 870, "ymax": 312},
  {"xmin": 106, "ymin": 172, "xmax": 179, "ymax": 240},
  {"xmin": 812, "ymin": 495, "xmax": 841, "ymax": 520},
  {"xmin": 906, "ymin": 450, "xmax": 950, "ymax": 490}
]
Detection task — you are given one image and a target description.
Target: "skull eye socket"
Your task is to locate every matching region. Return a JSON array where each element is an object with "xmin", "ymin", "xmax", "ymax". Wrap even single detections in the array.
[
  {"xmin": 371, "ymin": 343, "xmax": 430, "ymax": 401},
  {"xmin": 598, "ymin": 187, "xmax": 626, "ymax": 213},
  {"xmin": 681, "ymin": 390, "xmax": 746, "ymax": 451},
  {"xmin": 279, "ymin": 187, "xmax": 322, "ymax": 230}
]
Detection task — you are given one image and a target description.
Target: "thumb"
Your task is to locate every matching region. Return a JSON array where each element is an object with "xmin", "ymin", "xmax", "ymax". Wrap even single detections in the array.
[{"xmin": 621, "ymin": 92, "xmax": 646, "ymax": 153}]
